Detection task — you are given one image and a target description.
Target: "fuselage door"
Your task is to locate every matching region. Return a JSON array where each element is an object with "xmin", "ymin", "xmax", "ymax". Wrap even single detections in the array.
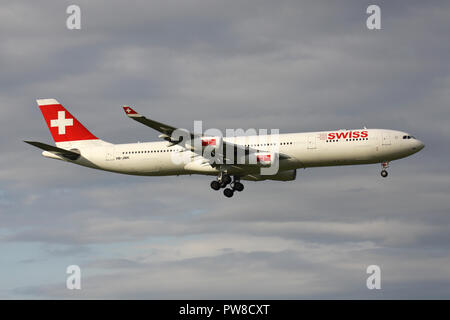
[
  {"xmin": 106, "ymin": 147, "xmax": 115, "ymax": 161},
  {"xmin": 307, "ymin": 135, "xmax": 317, "ymax": 149},
  {"xmin": 382, "ymin": 133, "xmax": 391, "ymax": 146}
]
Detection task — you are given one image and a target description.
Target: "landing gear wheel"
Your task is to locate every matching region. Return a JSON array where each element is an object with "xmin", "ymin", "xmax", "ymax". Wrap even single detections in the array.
[
  {"xmin": 223, "ymin": 188, "xmax": 234, "ymax": 198},
  {"xmin": 210, "ymin": 180, "xmax": 220, "ymax": 190},
  {"xmin": 233, "ymin": 182, "xmax": 244, "ymax": 192},
  {"xmin": 222, "ymin": 175, "xmax": 232, "ymax": 185},
  {"xmin": 381, "ymin": 170, "xmax": 388, "ymax": 178}
]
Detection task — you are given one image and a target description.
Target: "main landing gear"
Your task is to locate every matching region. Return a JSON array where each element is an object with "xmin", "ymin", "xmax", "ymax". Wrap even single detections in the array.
[
  {"xmin": 380, "ymin": 161, "xmax": 389, "ymax": 178},
  {"xmin": 210, "ymin": 173, "xmax": 244, "ymax": 197}
]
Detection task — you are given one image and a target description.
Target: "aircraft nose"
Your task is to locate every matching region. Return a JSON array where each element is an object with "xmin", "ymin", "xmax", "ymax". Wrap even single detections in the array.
[
  {"xmin": 413, "ymin": 139, "xmax": 425, "ymax": 152},
  {"xmin": 418, "ymin": 140, "xmax": 425, "ymax": 150},
  {"xmin": 419, "ymin": 140, "xmax": 425, "ymax": 150}
]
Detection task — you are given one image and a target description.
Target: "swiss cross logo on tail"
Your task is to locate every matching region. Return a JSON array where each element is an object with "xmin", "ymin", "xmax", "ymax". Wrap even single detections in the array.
[
  {"xmin": 37, "ymin": 99, "xmax": 98, "ymax": 143},
  {"xmin": 51, "ymin": 111, "xmax": 73, "ymax": 135}
]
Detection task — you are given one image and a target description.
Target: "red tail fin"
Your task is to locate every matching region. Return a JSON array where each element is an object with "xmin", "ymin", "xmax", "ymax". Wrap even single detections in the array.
[{"xmin": 37, "ymin": 99, "xmax": 98, "ymax": 143}]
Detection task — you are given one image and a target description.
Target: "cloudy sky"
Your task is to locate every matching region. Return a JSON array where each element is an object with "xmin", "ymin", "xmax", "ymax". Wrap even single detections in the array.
[{"xmin": 1, "ymin": 0, "xmax": 450, "ymax": 299}]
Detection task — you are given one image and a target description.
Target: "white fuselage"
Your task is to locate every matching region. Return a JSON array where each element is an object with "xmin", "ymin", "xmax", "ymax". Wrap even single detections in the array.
[{"xmin": 47, "ymin": 128, "xmax": 424, "ymax": 180}]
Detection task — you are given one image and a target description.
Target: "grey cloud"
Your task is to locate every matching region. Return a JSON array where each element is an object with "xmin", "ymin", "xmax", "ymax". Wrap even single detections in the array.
[{"xmin": 13, "ymin": 240, "xmax": 450, "ymax": 299}]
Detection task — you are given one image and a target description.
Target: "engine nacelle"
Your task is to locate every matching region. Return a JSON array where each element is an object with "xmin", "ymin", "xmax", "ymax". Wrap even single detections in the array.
[{"xmin": 243, "ymin": 169, "xmax": 297, "ymax": 181}]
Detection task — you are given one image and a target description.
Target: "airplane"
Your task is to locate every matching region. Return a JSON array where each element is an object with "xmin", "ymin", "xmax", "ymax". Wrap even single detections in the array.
[{"xmin": 25, "ymin": 99, "xmax": 425, "ymax": 198}]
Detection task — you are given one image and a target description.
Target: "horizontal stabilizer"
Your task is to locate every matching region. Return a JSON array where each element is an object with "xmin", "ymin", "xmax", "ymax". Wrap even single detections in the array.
[{"xmin": 24, "ymin": 141, "xmax": 80, "ymax": 160}]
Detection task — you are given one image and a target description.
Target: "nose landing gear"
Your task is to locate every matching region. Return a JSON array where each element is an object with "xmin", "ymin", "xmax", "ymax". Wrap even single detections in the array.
[{"xmin": 380, "ymin": 162, "xmax": 389, "ymax": 178}]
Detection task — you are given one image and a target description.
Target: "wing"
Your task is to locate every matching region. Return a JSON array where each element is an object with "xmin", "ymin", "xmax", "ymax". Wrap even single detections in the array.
[
  {"xmin": 123, "ymin": 106, "xmax": 180, "ymax": 137},
  {"xmin": 24, "ymin": 141, "xmax": 81, "ymax": 160},
  {"xmin": 122, "ymin": 106, "xmax": 291, "ymax": 166}
]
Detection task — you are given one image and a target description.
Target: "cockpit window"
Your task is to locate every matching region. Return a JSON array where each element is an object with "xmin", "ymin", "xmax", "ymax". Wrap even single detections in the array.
[{"xmin": 403, "ymin": 135, "xmax": 414, "ymax": 139}]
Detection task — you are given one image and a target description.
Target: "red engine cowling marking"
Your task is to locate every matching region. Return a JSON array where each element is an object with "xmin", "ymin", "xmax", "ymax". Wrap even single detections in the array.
[
  {"xmin": 201, "ymin": 138, "xmax": 216, "ymax": 146},
  {"xmin": 256, "ymin": 154, "xmax": 271, "ymax": 162}
]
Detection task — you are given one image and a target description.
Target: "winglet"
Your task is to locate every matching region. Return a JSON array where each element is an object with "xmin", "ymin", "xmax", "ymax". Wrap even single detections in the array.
[{"xmin": 122, "ymin": 105, "xmax": 140, "ymax": 117}]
